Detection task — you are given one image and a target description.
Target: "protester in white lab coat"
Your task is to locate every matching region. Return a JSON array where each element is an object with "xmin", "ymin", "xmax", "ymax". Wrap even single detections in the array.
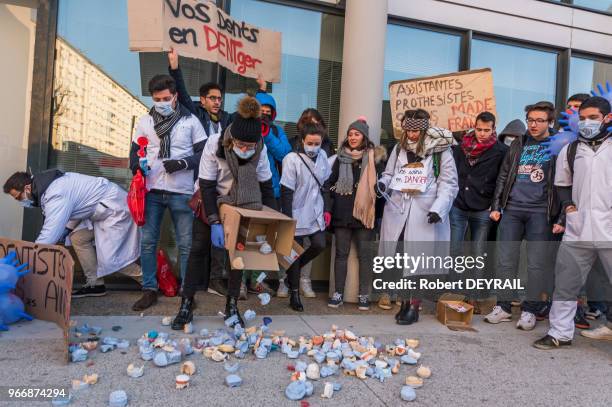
[
  {"xmin": 377, "ymin": 109, "xmax": 458, "ymax": 325},
  {"xmin": 197, "ymin": 96, "xmax": 277, "ymax": 327},
  {"xmin": 3, "ymin": 170, "xmax": 142, "ymax": 296},
  {"xmin": 534, "ymin": 96, "xmax": 612, "ymax": 349},
  {"xmin": 129, "ymin": 74, "xmax": 207, "ymax": 312},
  {"xmin": 280, "ymin": 123, "xmax": 332, "ymax": 312}
]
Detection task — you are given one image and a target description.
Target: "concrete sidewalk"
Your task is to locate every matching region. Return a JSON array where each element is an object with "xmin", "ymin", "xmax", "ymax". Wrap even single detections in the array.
[{"xmin": 0, "ymin": 314, "xmax": 610, "ymax": 407}]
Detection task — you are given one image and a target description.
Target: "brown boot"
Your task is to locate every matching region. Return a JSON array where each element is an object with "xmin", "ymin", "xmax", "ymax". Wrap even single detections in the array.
[{"xmin": 132, "ymin": 290, "xmax": 158, "ymax": 311}]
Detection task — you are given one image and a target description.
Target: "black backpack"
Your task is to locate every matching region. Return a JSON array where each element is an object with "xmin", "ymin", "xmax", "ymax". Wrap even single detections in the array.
[{"xmin": 566, "ymin": 140, "xmax": 579, "ymax": 176}]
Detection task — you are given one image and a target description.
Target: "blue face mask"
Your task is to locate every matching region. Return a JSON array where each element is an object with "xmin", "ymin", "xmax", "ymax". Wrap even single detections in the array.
[
  {"xmin": 153, "ymin": 97, "xmax": 175, "ymax": 116},
  {"xmin": 233, "ymin": 146, "xmax": 256, "ymax": 160},
  {"xmin": 304, "ymin": 145, "xmax": 321, "ymax": 158},
  {"xmin": 19, "ymin": 198, "xmax": 33, "ymax": 208}
]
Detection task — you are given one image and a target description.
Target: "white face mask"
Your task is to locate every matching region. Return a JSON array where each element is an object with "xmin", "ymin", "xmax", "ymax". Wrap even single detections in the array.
[
  {"xmin": 153, "ymin": 96, "xmax": 175, "ymax": 116},
  {"xmin": 304, "ymin": 145, "xmax": 320, "ymax": 158},
  {"xmin": 503, "ymin": 136, "xmax": 516, "ymax": 147},
  {"xmin": 19, "ymin": 199, "xmax": 34, "ymax": 208},
  {"xmin": 578, "ymin": 119, "xmax": 603, "ymax": 140}
]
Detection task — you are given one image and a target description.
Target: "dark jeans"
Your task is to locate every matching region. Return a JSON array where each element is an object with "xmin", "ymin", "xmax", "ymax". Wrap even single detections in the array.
[
  {"xmin": 181, "ymin": 218, "xmax": 227, "ymax": 298},
  {"xmin": 334, "ymin": 227, "xmax": 375, "ymax": 296},
  {"xmin": 495, "ymin": 209, "xmax": 554, "ymax": 314},
  {"xmin": 449, "ymin": 206, "xmax": 491, "ymax": 257},
  {"xmin": 288, "ymin": 231, "xmax": 326, "ymax": 290},
  {"xmin": 141, "ymin": 191, "xmax": 193, "ymax": 290}
]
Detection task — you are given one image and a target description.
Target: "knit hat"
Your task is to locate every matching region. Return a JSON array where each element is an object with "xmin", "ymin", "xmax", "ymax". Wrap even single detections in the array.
[
  {"xmin": 347, "ymin": 116, "xmax": 369, "ymax": 139},
  {"xmin": 231, "ymin": 96, "xmax": 261, "ymax": 143}
]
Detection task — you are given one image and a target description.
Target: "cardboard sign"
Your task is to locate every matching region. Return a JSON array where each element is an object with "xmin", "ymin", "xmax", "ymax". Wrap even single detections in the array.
[
  {"xmin": 220, "ymin": 204, "xmax": 296, "ymax": 271},
  {"xmin": 389, "ymin": 68, "xmax": 496, "ymax": 138},
  {"xmin": 128, "ymin": 0, "xmax": 282, "ymax": 82},
  {"xmin": 389, "ymin": 162, "xmax": 428, "ymax": 193},
  {"xmin": 0, "ymin": 238, "xmax": 74, "ymax": 361}
]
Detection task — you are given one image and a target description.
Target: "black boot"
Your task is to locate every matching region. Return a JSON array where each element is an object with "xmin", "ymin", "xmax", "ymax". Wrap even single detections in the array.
[
  {"xmin": 224, "ymin": 296, "xmax": 245, "ymax": 327},
  {"xmin": 395, "ymin": 300, "xmax": 407, "ymax": 321},
  {"xmin": 171, "ymin": 297, "xmax": 194, "ymax": 330},
  {"xmin": 396, "ymin": 301, "xmax": 419, "ymax": 325},
  {"xmin": 289, "ymin": 289, "xmax": 304, "ymax": 312}
]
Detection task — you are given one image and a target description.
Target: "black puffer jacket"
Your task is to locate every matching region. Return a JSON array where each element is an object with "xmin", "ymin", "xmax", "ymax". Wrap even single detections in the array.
[{"xmin": 323, "ymin": 147, "xmax": 386, "ymax": 228}]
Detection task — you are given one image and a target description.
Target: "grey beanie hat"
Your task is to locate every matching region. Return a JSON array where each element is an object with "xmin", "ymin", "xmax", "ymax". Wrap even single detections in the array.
[{"xmin": 347, "ymin": 118, "xmax": 369, "ymax": 139}]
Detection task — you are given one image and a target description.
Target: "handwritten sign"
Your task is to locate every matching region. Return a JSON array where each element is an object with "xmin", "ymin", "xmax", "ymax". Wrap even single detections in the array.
[
  {"xmin": 128, "ymin": 0, "xmax": 282, "ymax": 82},
  {"xmin": 0, "ymin": 238, "xmax": 74, "ymax": 362},
  {"xmin": 389, "ymin": 68, "xmax": 496, "ymax": 138},
  {"xmin": 389, "ymin": 163, "xmax": 428, "ymax": 193}
]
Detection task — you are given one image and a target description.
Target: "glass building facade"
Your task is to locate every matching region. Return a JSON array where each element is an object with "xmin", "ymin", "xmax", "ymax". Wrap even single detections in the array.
[{"xmin": 17, "ymin": 0, "xmax": 612, "ymax": 270}]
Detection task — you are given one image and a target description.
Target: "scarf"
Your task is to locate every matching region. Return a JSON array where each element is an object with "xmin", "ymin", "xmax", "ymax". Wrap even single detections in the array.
[
  {"xmin": 150, "ymin": 105, "xmax": 183, "ymax": 159},
  {"xmin": 335, "ymin": 147, "xmax": 376, "ymax": 229},
  {"xmin": 217, "ymin": 124, "xmax": 264, "ymax": 210},
  {"xmin": 404, "ymin": 127, "xmax": 454, "ymax": 158},
  {"xmin": 461, "ymin": 130, "xmax": 497, "ymax": 166}
]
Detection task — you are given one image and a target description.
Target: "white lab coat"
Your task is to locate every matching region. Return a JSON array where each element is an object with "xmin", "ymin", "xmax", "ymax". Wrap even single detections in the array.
[
  {"xmin": 378, "ymin": 145, "xmax": 458, "ymax": 244},
  {"xmin": 36, "ymin": 172, "xmax": 140, "ymax": 277},
  {"xmin": 134, "ymin": 113, "xmax": 207, "ymax": 195},
  {"xmin": 556, "ymin": 138, "xmax": 612, "ymax": 246},
  {"xmin": 281, "ymin": 151, "xmax": 331, "ymax": 236},
  {"xmin": 198, "ymin": 132, "xmax": 273, "ymax": 193}
]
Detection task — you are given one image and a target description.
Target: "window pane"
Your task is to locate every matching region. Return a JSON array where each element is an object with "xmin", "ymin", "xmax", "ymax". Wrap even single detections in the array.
[
  {"xmin": 225, "ymin": 0, "xmax": 344, "ymax": 146},
  {"xmin": 569, "ymin": 56, "xmax": 612, "ymax": 97},
  {"xmin": 471, "ymin": 39, "xmax": 557, "ymax": 130},
  {"xmin": 573, "ymin": 0, "xmax": 612, "ymax": 13},
  {"xmin": 381, "ymin": 25, "xmax": 460, "ymax": 147}
]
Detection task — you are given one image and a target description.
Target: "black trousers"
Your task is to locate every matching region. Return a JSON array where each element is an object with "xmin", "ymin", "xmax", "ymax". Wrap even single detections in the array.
[
  {"xmin": 182, "ymin": 217, "xmax": 227, "ymax": 298},
  {"xmin": 287, "ymin": 230, "xmax": 327, "ymax": 290},
  {"xmin": 334, "ymin": 227, "xmax": 375, "ymax": 296}
]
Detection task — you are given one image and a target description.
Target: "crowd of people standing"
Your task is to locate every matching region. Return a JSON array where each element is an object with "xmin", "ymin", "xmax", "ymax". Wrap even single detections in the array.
[{"xmin": 3, "ymin": 48, "xmax": 612, "ymax": 351}]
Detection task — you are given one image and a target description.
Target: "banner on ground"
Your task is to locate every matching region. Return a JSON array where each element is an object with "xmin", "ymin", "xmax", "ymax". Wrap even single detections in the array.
[
  {"xmin": 0, "ymin": 238, "xmax": 74, "ymax": 362},
  {"xmin": 128, "ymin": 0, "xmax": 282, "ymax": 82},
  {"xmin": 389, "ymin": 68, "xmax": 496, "ymax": 138}
]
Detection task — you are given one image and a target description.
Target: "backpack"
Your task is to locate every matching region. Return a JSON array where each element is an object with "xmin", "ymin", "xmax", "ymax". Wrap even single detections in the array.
[{"xmin": 566, "ymin": 140, "xmax": 579, "ymax": 176}]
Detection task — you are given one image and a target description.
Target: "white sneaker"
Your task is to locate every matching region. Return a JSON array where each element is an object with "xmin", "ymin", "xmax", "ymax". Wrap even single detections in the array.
[
  {"xmin": 300, "ymin": 278, "xmax": 316, "ymax": 298},
  {"xmin": 580, "ymin": 325, "xmax": 612, "ymax": 341},
  {"xmin": 516, "ymin": 311, "xmax": 536, "ymax": 331},
  {"xmin": 277, "ymin": 279, "xmax": 289, "ymax": 298},
  {"xmin": 484, "ymin": 306, "xmax": 512, "ymax": 324}
]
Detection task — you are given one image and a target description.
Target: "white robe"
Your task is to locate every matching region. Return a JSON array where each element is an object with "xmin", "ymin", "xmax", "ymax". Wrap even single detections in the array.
[
  {"xmin": 378, "ymin": 145, "xmax": 458, "ymax": 244},
  {"xmin": 556, "ymin": 138, "xmax": 612, "ymax": 246},
  {"xmin": 36, "ymin": 172, "xmax": 140, "ymax": 277},
  {"xmin": 281, "ymin": 151, "xmax": 331, "ymax": 236}
]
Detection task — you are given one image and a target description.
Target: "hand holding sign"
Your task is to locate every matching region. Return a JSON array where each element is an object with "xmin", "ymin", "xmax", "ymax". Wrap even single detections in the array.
[
  {"xmin": 128, "ymin": 0, "xmax": 282, "ymax": 82},
  {"xmin": 168, "ymin": 46, "xmax": 179, "ymax": 70}
]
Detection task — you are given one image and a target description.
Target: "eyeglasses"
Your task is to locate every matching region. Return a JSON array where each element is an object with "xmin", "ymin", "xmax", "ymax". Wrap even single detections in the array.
[
  {"xmin": 206, "ymin": 96, "xmax": 223, "ymax": 102},
  {"xmin": 234, "ymin": 140, "xmax": 256, "ymax": 150},
  {"xmin": 526, "ymin": 118, "xmax": 549, "ymax": 125}
]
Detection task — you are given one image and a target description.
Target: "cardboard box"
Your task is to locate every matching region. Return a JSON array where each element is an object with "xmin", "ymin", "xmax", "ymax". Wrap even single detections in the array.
[
  {"xmin": 436, "ymin": 300, "xmax": 474, "ymax": 328},
  {"xmin": 277, "ymin": 240, "xmax": 305, "ymax": 270},
  {"xmin": 219, "ymin": 204, "xmax": 296, "ymax": 271}
]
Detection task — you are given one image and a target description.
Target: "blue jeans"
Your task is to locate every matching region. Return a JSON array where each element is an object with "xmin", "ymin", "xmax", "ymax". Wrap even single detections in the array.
[
  {"xmin": 449, "ymin": 206, "xmax": 491, "ymax": 257},
  {"xmin": 495, "ymin": 209, "xmax": 553, "ymax": 314},
  {"xmin": 141, "ymin": 191, "xmax": 193, "ymax": 290}
]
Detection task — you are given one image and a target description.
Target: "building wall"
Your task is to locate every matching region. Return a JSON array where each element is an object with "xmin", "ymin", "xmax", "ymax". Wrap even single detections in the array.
[
  {"xmin": 52, "ymin": 37, "xmax": 148, "ymax": 162},
  {"xmin": 0, "ymin": 4, "xmax": 36, "ymax": 239},
  {"xmin": 388, "ymin": 0, "xmax": 612, "ymax": 56}
]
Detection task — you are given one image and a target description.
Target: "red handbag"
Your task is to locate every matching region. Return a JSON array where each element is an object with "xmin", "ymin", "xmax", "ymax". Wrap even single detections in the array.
[
  {"xmin": 156, "ymin": 250, "xmax": 178, "ymax": 297},
  {"xmin": 127, "ymin": 170, "xmax": 146, "ymax": 226}
]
